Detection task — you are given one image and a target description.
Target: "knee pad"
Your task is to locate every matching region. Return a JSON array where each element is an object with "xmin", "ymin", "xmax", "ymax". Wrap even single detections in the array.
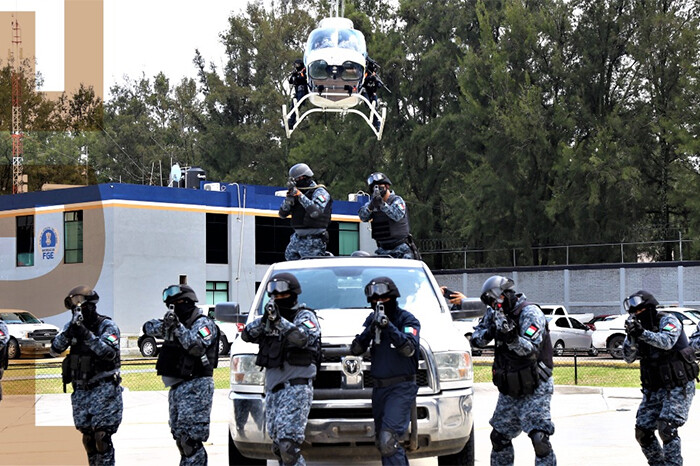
[
  {"xmin": 377, "ymin": 429, "xmax": 400, "ymax": 457},
  {"xmin": 635, "ymin": 426, "xmax": 656, "ymax": 447},
  {"xmin": 81, "ymin": 431, "xmax": 97, "ymax": 455},
  {"xmin": 176, "ymin": 434, "xmax": 203, "ymax": 458},
  {"xmin": 94, "ymin": 430, "xmax": 113, "ymax": 454},
  {"xmin": 657, "ymin": 419, "xmax": 679, "ymax": 444},
  {"xmin": 490, "ymin": 429, "xmax": 512, "ymax": 452},
  {"xmin": 278, "ymin": 439, "xmax": 301, "ymax": 465},
  {"xmin": 529, "ymin": 430, "xmax": 553, "ymax": 458}
]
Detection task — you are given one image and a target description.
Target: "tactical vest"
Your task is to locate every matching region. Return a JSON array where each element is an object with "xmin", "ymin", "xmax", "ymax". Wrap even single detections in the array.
[
  {"xmin": 492, "ymin": 301, "xmax": 553, "ymax": 397},
  {"xmin": 0, "ymin": 344, "xmax": 8, "ymax": 371},
  {"xmin": 255, "ymin": 308, "xmax": 321, "ymax": 369},
  {"xmin": 638, "ymin": 312, "xmax": 699, "ymax": 390},
  {"xmin": 61, "ymin": 315, "xmax": 120, "ymax": 388},
  {"xmin": 290, "ymin": 186, "xmax": 333, "ymax": 230},
  {"xmin": 370, "ymin": 194, "xmax": 410, "ymax": 247},
  {"xmin": 155, "ymin": 315, "xmax": 219, "ymax": 380}
]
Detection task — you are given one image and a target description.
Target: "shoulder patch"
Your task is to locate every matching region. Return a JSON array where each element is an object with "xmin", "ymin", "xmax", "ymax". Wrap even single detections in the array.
[
  {"xmin": 199, "ymin": 326, "xmax": 212, "ymax": 338},
  {"xmin": 524, "ymin": 324, "xmax": 539, "ymax": 338},
  {"xmin": 404, "ymin": 326, "xmax": 417, "ymax": 336},
  {"xmin": 0, "ymin": 329, "xmax": 5, "ymax": 337},
  {"xmin": 662, "ymin": 323, "xmax": 678, "ymax": 333},
  {"xmin": 106, "ymin": 334, "xmax": 118, "ymax": 343},
  {"xmin": 302, "ymin": 319, "xmax": 316, "ymax": 329}
]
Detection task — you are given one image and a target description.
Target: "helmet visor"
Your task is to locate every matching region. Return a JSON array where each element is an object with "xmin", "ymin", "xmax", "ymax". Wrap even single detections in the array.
[
  {"xmin": 364, "ymin": 282, "xmax": 391, "ymax": 298},
  {"xmin": 64, "ymin": 294, "xmax": 88, "ymax": 309},
  {"xmin": 624, "ymin": 295, "xmax": 645, "ymax": 312},
  {"xmin": 162, "ymin": 285, "xmax": 184, "ymax": 302},
  {"xmin": 267, "ymin": 280, "xmax": 291, "ymax": 295}
]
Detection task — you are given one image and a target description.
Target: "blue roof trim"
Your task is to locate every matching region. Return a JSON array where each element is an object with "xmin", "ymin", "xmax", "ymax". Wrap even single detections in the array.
[{"xmin": 0, "ymin": 183, "xmax": 365, "ymax": 216}]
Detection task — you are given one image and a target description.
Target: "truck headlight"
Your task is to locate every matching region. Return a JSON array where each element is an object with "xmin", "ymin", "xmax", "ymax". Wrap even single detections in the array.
[
  {"xmin": 434, "ymin": 351, "xmax": 473, "ymax": 382},
  {"xmin": 231, "ymin": 354, "xmax": 265, "ymax": 386}
]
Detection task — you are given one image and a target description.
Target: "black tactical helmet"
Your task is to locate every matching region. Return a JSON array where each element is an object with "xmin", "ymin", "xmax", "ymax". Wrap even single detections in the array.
[
  {"xmin": 289, "ymin": 163, "xmax": 313, "ymax": 181},
  {"xmin": 364, "ymin": 276, "xmax": 400, "ymax": 302},
  {"xmin": 367, "ymin": 172, "xmax": 391, "ymax": 188},
  {"xmin": 480, "ymin": 275, "xmax": 515, "ymax": 306},
  {"xmin": 294, "ymin": 59, "xmax": 304, "ymax": 70},
  {"xmin": 624, "ymin": 290, "xmax": 659, "ymax": 313},
  {"xmin": 162, "ymin": 284, "xmax": 198, "ymax": 305},
  {"xmin": 64, "ymin": 285, "xmax": 99, "ymax": 310},
  {"xmin": 266, "ymin": 272, "xmax": 302, "ymax": 296}
]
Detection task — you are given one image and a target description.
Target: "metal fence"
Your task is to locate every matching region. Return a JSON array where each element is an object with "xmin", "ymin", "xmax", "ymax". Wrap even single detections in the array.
[{"xmin": 2, "ymin": 357, "xmax": 231, "ymax": 395}]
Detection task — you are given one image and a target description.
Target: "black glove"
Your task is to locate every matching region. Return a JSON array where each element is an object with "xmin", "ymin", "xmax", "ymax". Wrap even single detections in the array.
[
  {"xmin": 496, "ymin": 317, "xmax": 517, "ymax": 343},
  {"xmin": 350, "ymin": 338, "xmax": 365, "ymax": 356},
  {"xmin": 625, "ymin": 317, "xmax": 644, "ymax": 338},
  {"xmin": 163, "ymin": 310, "xmax": 179, "ymax": 330},
  {"xmin": 369, "ymin": 194, "xmax": 383, "ymax": 210},
  {"xmin": 71, "ymin": 323, "xmax": 91, "ymax": 341},
  {"xmin": 264, "ymin": 302, "xmax": 280, "ymax": 323}
]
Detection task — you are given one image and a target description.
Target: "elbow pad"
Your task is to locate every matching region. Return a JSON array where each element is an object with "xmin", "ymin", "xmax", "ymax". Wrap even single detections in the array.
[
  {"xmin": 187, "ymin": 341, "xmax": 206, "ymax": 357},
  {"xmin": 286, "ymin": 328, "xmax": 309, "ymax": 347},
  {"xmin": 397, "ymin": 340, "xmax": 415, "ymax": 358}
]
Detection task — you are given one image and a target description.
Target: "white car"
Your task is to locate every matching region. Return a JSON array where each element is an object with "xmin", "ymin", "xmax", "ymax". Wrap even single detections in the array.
[
  {"xmin": 592, "ymin": 307, "xmax": 700, "ymax": 359},
  {"xmin": 0, "ymin": 309, "xmax": 60, "ymax": 359},
  {"xmin": 547, "ymin": 316, "xmax": 597, "ymax": 356}
]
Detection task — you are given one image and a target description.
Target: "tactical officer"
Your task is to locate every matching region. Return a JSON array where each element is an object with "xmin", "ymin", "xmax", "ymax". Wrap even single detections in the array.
[
  {"xmin": 359, "ymin": 172, "xmax": 418, "ymax": 259},
  {"xmin": 350, "ymin": 277, "xmax": 420, "ymax": 465},
  {"xmin": 471, "ymin": 276, "xmax": 556, "ymax": 466},
  {"xmin": 143, "ymin": 284, "xmax": 219, "ymax": 466},
  {"xmin": 623, "ymin": 290, "xmax": 697, "ymax": 466},
  {"xmin": 50, "ymin": 285, "xmax": 123, "ymax": 466},
  {"xmin": 279, "ymin": 163, "xmax": 333, "ymax": 261},
  {"xmin": 0, "ymin": 319, "xmax": 8, "ymax": 401},
  {"xmin": 288, "ymin": 59, "xmax": 309, "ymax": 128},
  {"xmin": 241, "ymin": 272, "xmax": 321, "ymax": 466},
  {"xmin": 359, "ymin": 57, "xmax": 389, "ymax": 131}
]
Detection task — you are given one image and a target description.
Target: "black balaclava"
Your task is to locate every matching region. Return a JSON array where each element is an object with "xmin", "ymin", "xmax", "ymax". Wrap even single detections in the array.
[
  {"xmin": 274, "ymin": 294, "xmax": 298, "ymax": 321},
  {"xmin": 173, "ymin": 299, "xmax": 198, "ymax": 323},
  {"xmin": 79, "ymin": 302, "xmax": 99, "ymax": 329},
  {"xmin": 372, "ymin": 298, "xmax": 398, "ymax": 320},
  {"xmin": 637, "ymin": 306, "xmax": 658, "ymax": 330},
  {"xmin": 295, "ymin": 176, "xmax": 314, "ymax": 189},
  {"xmin": 500, "ymin": 289, "xmax": 519, "ymax": 316}
]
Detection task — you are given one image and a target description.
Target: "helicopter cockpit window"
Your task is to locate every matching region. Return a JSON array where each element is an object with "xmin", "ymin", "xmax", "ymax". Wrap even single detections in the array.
[
  {"xmin": 308, "ymin": 60, "xmax": 329, "ymax": 80},
  {"xmin": 308, "ymin": 29, "xmax": 336, "ymax": 52},
  {"xmin": 338, "ymin": 30, "xmax": 366, "ymax": 54},
  {"xmin": 341, "ymin": 61, "xmax": 363, "ymax": 81}
]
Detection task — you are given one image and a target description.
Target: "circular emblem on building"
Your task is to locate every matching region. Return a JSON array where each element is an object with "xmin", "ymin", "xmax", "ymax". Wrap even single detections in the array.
[{"xmin": 40, "ymin": 227, "xmax": 59, "ymax": 249}]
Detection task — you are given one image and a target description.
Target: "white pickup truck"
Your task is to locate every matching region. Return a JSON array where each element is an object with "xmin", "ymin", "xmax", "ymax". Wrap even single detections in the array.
[
  {"xmin": 217, "ymin": 256, "xmax": 476, "ymax": 465},
  {"xmin": 540, "ymin": 305, "xmax": 594, "ymax": 327}
]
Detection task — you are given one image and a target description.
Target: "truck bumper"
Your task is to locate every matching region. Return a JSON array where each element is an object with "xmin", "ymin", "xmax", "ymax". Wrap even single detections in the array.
[{"xmin": 229, "ymin": 387, "xmax": 474, "ymax": 461}]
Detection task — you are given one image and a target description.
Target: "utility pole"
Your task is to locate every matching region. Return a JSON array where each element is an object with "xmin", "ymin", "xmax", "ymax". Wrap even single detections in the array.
[{"xmin": 10, "ymin": 16, "xmax": 25, "ymax": 194}]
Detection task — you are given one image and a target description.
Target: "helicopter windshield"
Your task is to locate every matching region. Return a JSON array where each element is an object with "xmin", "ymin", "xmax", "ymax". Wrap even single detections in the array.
[{"xmin": 306, "ymin": 27, "xmax": 366, "ymax": 55}]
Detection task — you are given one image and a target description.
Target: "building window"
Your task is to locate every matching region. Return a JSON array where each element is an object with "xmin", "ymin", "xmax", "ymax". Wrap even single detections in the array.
[
  {"xmin": 206, "ymin": 213, "xmax": 228, "ymax": 264},
  {"xmin": 337, "ymin": 222, "xmax": 359, "ymax": 256},
  {"xmin": 64, "ymin": 210, "xmax": 83, "ymax": 264},
  {"xmin": 16, "ymin": 215, "xmax": 34, "ymax": 267},
  {"xmin": 255, "ymin": 216, "xmax": 293, "ymax": 264},
  {"xmin": 206, "ymin": 281, "xmax": 229, "ymax": 305}
]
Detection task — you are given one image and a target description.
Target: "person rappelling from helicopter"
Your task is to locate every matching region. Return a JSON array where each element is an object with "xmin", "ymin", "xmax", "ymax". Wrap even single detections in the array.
[
  {"xmin": 287, "ymin": 59, "xmax": 310, "ymax": 128},
  {"xmin": 358, "ymin": 56, "xmax": 390, "ymax": 132}
]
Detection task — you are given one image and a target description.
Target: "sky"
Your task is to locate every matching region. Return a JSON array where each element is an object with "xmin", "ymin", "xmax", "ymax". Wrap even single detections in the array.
[{"xmin": 0, "ymin": 0, "xmax": 245, "ymax": 98}]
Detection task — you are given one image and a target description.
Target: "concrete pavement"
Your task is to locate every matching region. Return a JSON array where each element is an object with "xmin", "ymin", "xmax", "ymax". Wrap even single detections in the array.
[{"xmin": 4, "ymin": 383, "xmax": 699, "ymax": 465}]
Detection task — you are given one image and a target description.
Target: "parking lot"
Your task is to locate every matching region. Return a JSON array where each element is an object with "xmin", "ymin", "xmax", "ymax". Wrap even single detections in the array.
[{"xmin": 1, "ymin": 381, "xmax": 699, "ymax": 465}]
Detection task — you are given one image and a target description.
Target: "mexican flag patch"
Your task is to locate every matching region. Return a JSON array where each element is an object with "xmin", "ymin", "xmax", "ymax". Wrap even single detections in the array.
[
  {"xmin": 404, "ymin": 326, "xmax": 417, "ymax": 336},
  {"xmin": 0, "ymin": 329, "xmax": 5, "ymax": 337},
  {"xmin": 199, "ymin": 326, "xmax": 212, "ymax": 338},
  {"xmin": 106, "ymin": 334, "xmax": 118, "ymax": 343},
  {"xmin": 662, "ymin": 323, "xmax": 677, "ymax": 332},
  {"xmin": 317, "ymin": 194, "xmax": 327, "ymax": 203},
  {"xmin": 525, "ymin": 325, "xmax": 538, "ymax": 337},
  {"xmin": 302, "ymin": 320, "xmax": 316, "ymax": 329}
]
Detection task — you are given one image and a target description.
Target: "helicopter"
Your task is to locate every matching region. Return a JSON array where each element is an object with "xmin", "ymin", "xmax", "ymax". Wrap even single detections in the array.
[{"xmin": 282, "ymin": 15, "xmax": 388, "ymax": 140}]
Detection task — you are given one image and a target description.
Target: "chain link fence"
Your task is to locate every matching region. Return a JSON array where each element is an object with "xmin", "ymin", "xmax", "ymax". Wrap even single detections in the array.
[{"xmin": 2, "ymin": 357, "xmax": 231, "ymax": 395}]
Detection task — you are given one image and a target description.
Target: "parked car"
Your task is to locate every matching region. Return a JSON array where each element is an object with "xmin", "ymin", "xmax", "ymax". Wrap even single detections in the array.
[
  {"xmin": 137, "ymin": 304, "xmax": 246, "ymax": 357},
  {"xmin": 0, "ymin": 309, "xmax": 60, "ymax": 359},
  {"xmin": 584, "ymin": 314, "xmax": 616, "ymax": 331},
  {"xmin": 592, "ymin": 306, "xmax": 700, "ymax": 359},
  {"xmin": 547, "ymin": 316, "xmax": 598, "ymax": 356},
  {"xmin": 540, "ymin": 305, "xmax": 594, "ymax": 328},
  {"xmin": 218, "ymin": 256, "xmax": 475, "ymax": 464}
]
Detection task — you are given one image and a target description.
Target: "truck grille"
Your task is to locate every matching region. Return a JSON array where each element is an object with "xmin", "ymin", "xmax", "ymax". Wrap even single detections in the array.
[{"xmin": 28, "ymin": 329, "xmax": 58, "ymax": 341}]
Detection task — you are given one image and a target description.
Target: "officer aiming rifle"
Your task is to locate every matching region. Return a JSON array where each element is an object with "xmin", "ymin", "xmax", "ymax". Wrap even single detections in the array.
[
  {"xmin": 264, "ymin": 300, "xmax": 280, "ymax": 332},
  {"xmin": 374, "ymin": 300, "xmax": 387, "ymax": 344}
]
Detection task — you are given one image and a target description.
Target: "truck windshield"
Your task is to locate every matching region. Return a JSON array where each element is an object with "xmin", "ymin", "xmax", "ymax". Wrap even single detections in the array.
[{"xmin": 257, "ymin": 266, "xmax": 439, "ymax": 315}]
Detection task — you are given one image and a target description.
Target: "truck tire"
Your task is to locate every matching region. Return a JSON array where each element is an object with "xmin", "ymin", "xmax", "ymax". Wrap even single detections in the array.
[
  {"xmin": 219, "ymin": 334, "xmax": 230, "ymax": 356},
  {"xmin": 228, "ymin": 431, "xmax": 265, "ymax": 466},
  {"xmin": 7, "ymin": 337, "xmax": 20, "ymax": 359},
  {"xmin": 437, "ymin": 425, "xmax": 474, "ymax": 466},
  {"xmin": 607, "ymin": 334, "xmax": 625, "ymax": 359}
]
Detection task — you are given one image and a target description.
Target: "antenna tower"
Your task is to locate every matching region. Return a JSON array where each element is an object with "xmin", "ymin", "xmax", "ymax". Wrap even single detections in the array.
[{"xmin": 10, "ymin": 17, "xmax": 24, "ymax": 194}]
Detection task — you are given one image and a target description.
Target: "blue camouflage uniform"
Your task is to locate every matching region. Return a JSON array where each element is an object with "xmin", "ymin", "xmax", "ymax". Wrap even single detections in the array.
[
  {"xmin": 144, "ymin": 311, "xmax": 218, "ymax": 466},
  {"xmin": 624, "ymin": 312, "xmax": 697, "ymax": 466},
  {"xmin": 471, "ymin": 295, "xmax": 556, "ymax": 466},
  {"xmin": 51, "ymin": 315, "xmax": 123, "ymax": 466},
  {"xmin": 0, "ymin": 320, "xmax": 9, "ymax": 401},
  {"xmin": 242, "ymin": 304, "xmax": 321, "ymax": 466},
  {"xmin": 351, "ymin": 304, "xmax": 420, "ymax": 465},
  {"xmin": 279, "ymin": 182, "xmax": 332, "ymax": 261},
  {"xmin": 358, "ymin": 192, "xmax": 414, "ymax": 259}
]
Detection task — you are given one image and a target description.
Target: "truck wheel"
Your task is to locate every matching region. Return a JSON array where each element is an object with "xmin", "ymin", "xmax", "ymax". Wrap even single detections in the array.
[
  {"xmin": 607, "ymin": 334, "xmax": 625, "ymax": 359},
  {"xmin": 553, "ymin": 340, "xmax": 565, "ymax": 357},
  {"xmin": 219, "ymin": 334, "xmax": 230, "ymax": 356},
  {"xmin": 228, "ymin": 431, "xmax": 265, "ymax": 466},
  {"xmin": 139, "ymin": 336, "xmax": 158, "ymax": 357},
  {"xmin": 7, "ymin": 337, "xmax": 20, "ymax": 359},
  {"xmin": 437, "ymin": 424, "xmax": 474, "ymax": 466}
]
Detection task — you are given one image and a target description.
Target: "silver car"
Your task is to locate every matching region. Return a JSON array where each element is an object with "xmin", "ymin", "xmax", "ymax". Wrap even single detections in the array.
[{"xmin": 547, "ymin": 316, "xmax": 598, "ymax": 356}]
